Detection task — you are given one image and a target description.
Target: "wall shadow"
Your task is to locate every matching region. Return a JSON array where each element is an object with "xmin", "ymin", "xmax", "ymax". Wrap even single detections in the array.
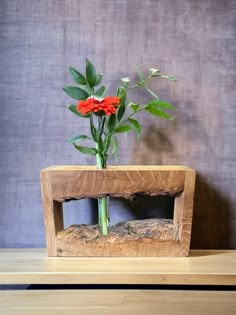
[
  {"xmin": 131, "ymin": 125, "xmax": 176, "ymax": 165},
  {"xmin": 90, "ymin": 198, "xmax": 99, "ymax": 225},
  {"xmin": 191, "ymin": 174, "xmax": 233, "ymax": 249},
  {"xmin": 110, "ymin": 195, "xmax": 175, "ymax": 223}
]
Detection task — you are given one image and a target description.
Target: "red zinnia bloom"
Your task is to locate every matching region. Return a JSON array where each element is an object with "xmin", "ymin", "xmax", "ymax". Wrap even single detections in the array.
[{"xmin": 77, "ymin": 96, "xmax": 120, "ymax": 116}]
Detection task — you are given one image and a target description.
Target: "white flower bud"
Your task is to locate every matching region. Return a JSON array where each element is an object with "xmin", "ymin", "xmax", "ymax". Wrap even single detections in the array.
[
  {"xmin": 121, "ymin": 77, "xmax": 130, "ymax": 83},
  {"xmin": 149, "ymin": 68, "xmax": 160, "ymax": 76}
]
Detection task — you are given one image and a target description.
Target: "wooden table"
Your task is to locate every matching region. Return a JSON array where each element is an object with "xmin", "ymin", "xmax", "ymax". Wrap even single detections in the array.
[
  {"xmin": 0, "ymin": 249, "xmax": 235, "ymax": 285},
  {"xmin": 0, "ymin": 249, "xmax": 235, "ymax": 314},
  {"xmin": 0, "ymin": 290, "xmax": 235, "ymax": 315}
]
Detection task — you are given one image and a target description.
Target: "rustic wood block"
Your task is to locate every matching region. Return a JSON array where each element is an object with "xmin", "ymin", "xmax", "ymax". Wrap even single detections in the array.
[
  {"xmin": 40, "ymin": 166, "xmax": 196, "ymax": 257},
  {"xmin": 56, "ymin": 219, "xmax": 180, "ymax": 257}
]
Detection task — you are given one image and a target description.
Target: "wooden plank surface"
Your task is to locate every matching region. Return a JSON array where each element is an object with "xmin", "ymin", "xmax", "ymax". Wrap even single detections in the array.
[
  {"xmin": 42, "ymin": 165, "xmax": 190, "ymax": 202},
  {"xmin": 44, "ymin": 165, "xmax": 194, "ymax": 170},
  {"xmin": 0, "ymin": 249, "xmax": 235, "ymax": 285},
  {"xmin": 0, "ymin": 290, "xmax": 235, "ymax": 315}
]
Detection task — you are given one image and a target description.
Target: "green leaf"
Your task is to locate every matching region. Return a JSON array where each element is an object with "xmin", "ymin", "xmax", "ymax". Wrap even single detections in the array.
[
  {"xmin": 115, "ymin": 125, "xmax": 133, "ymax": 133},
  {"xmin": 95, "ymin": 73, "xmax": 103, "ymax": 86},
  {"xmin": 103, "ymin": 134, "xmax": 112, "ymax": 154},
  {"xmin": 117, "ymin": 100, "xmax": 125, "ymax": 121},
  {"xmin": 95, "ymin": 85, "xmax": 107, "ymax": 98},
  {"xmin": 86, "ymin": 59, "xmax": 97, "ymax": 88},
  {"xmin": 128, "ymin": 102, "xmax": 140, "ymax": 112},
  {"xmin": 66, "ymin": 104, "xmax": 90, "ymax": 118},
  {"xmin": 136, "ymin": 64, "xmax": 145, "ymax": 81},
  {"xmin": 144, "ymin": 86, "xmax": 159, "ymax": 100},
  {"xmin": 108, "ymin": 114, "xmax": 116, "ymax": 133},
  {"xmin": 89, "ymin": 114, "xmax": 97, "ymax": 141},
  {"xmin": 116, "ymin": 87, "xmax": 126, "ymax": 122},
  {"xmin": 128, "ymin": 118, "xmax": 141, "ymax": 139},
  {"xmin": 97, "ymin": 134, "xmax": 103, "ymax": 151},
  {"xmin": 82, "ymin": 85, "xmax": 92, "ymax": 95},
  {"xmin": 146, "ymin": 100, "xmax": 176, "ymax": 110},
  {"xmin": 66, "ymin": 135, "xmax": 91, "ymax": 144},
  {"xmin": 161, "ymin": 75, "xmax": 176, "ymax": 81},
  {"xmin": 69, "ymin": 66, "xmax": 87, "ymax": 85},
  {"xmin": 111, "ymin": 136, "xmax": 119, "ymax": 163},
  {"xmin": 73, "ymin": 144, "xmax": 98, "ymax": 155},
  {"xmin": 144, "ymin": 105, "xmax": 173, "ymax": 120},
  {"xmin": 63, "ymin": 86, "xmax": 89, "ymax": 100}
]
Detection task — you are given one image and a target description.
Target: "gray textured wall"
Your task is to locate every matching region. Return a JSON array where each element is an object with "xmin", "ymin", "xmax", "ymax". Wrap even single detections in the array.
[{"xmin": 0, "ymin": 0, "xmax": 235, "ymax": 249}]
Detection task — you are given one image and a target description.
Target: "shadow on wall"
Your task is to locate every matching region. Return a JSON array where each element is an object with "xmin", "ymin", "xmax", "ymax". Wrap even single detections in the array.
[
  {"xmin": 191, "ymin": 174, "xmax": 233, "ymax": 249},
  {"xmin": 132, "ymin": 125, "xmax": 177, "ymax": 165}
]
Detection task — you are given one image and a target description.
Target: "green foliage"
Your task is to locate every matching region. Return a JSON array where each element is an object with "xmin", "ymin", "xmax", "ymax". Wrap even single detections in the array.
[
  {"xmin": 64, "ymin": 59, "xmax": 177, "ymax": 164},
  {"xmin": 161, "ymin": 75, "xmax": 176, "ymax": 81},
  {"xmin": 95, "ymin": 85, "xmax": 107, "ymax": 98},
  {"xmin": 136, "ymin": 64, "xmax": 145, "ymax": 81},
  {"xmin": 128, "ymin": 118, "xmax": 141, "ymax": 139},
  {"xmin": 86, "ymin": 59, "xmax": 97, "ymax": 88},
  {"xmin": 116, "ymin": 87, "xmax": 126, "ymax": 122},
  {"xmin": 144, "ymin": 86, "xmax": 159, "ymax": 100},
  {"xmin": 73, "ymin": 144, "xmax": 98, "ymax": 155},
  {"xmin": 129, "ymin": 103, "xmax": 140, "ymax": 113},
  {"xmin": 108, "ymin": 114, "xmax": 116, "ymax": 133},
  {"xmin": 103, "ymin": 134, "xmax": 112, "ymax": 155},
  {"xmin": 69, "ymin": 66, "xmax": 87, "ymax": 85},
  {"xmin": 144, "ymin": 104, "xmax": 173, "ymax": 120},
  {"xmin": 146, "ymin": 100, "xmax": 176, "ymax": 110},
  {"xmin": 111, "ymin": 136, "xmax": 118, "ymax": 162},
  {"xmin": 89, "ymin": 114, "xmax": 97, "ymax": 141},
  {"xmin": 66, "ymin": 135, "xmax": 91, "ymax": 144},
  {"xmin": 63, "ymin": 86, "xmax": 89, "ymax": 100},
  {"xmin": 115, "ymin": 125, "xmax": 133, "ymax": 133},
  {"xmin": 95, "ymin": 73, "xmax": 103, "ymax": 86}
]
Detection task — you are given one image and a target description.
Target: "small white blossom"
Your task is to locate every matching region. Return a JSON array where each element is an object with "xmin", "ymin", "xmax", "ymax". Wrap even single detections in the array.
[
  {"xmin": 149, "ymin": 68, "xmax": 160, "ymax": 76},
  {"xmin": 121, "ymin": 77, "xmax": 130, "ymax": 83}
]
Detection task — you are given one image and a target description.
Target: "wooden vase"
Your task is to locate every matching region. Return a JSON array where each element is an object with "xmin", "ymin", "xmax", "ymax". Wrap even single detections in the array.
[{"xmin": 40, "ymin": 166, "xmax": 196, "ymax": 257}]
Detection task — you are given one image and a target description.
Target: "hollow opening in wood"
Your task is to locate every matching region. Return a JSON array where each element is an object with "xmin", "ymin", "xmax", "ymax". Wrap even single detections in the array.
[
  {"xmin": 58, "ymin": 195, "xmax": 178, "ymax": 255},
  {"xmin": 63, "ymin": 195, "xmax": 175, "ymax": 227}
]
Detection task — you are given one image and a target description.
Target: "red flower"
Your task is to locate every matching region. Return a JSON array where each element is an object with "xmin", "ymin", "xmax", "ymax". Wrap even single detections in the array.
[{"xmin": 77, "ymin": 96, "xmax": 120, "ymax": 116}]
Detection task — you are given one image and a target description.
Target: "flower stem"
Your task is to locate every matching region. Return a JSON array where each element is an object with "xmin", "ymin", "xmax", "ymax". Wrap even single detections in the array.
[
  {"xmin": 96, "ymin": 147, "xmax": 108, "ymax": 236},
  {"xmin": 98, "ymin": 196, "xmax": 108, "ymax": 236}
]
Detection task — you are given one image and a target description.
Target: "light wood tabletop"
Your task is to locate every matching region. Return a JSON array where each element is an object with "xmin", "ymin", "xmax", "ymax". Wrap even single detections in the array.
[
  {"xmin": 0, "ymin": 249, "xmax": 235, "ymax": 285},
  {"xmin": 0, "ymin": 289, "xmax": 235, "ymax": 315}
]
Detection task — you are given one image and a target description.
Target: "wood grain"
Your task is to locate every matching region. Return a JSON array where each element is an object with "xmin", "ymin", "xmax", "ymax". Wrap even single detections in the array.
[
  {"xmin": 56, "ymin": 219, "xmax": 179, "ymax": 257},
  {"xmin": 40, "ymin": 172, "xmax": 64, "ymax": 256},
  {"xmin": 44, "ymin": 166, "xmax": 187, "ymax": 201},
  {"xmin": 0, "ymin": 249, "xmax": 235, "ymax": 285},
  {"xmin": 0, "ymin": 290, "xmax": 236, "ymax": 315},
  {"xmin": 40, "ymin": 166, "xmax": 196, "ymax": 257},
  {"xmin": 174, "ymin": 169, "xmax": 196, "ymax": 256}
]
